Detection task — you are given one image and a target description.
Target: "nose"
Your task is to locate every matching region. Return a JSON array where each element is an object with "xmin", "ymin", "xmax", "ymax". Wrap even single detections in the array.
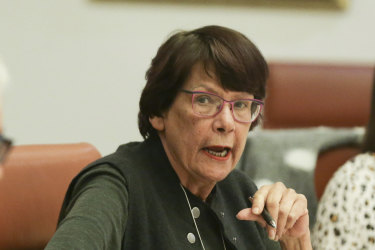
[{"xmin": 213, "ymin": 102, "xmax": 235, "ymax": 133}]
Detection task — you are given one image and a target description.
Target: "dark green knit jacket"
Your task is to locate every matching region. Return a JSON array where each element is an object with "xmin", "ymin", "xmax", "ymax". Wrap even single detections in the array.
[{"xmin": 53, "ymin": 137, "xmax": 280, "ymax": 250}]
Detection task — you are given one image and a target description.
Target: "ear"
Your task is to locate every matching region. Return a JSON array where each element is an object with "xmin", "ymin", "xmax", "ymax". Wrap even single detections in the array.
[{"xmin": 149, "ymin": 115, "xmax": 165, "ymax": 132}]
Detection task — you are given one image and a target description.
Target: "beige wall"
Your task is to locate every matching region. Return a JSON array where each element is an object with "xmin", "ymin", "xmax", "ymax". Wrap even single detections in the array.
[{"xmin": 1, "ymin": 0, "xmax": 374, "ymax": 155}]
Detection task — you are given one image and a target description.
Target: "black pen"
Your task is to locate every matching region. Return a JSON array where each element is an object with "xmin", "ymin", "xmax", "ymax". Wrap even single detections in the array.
[{"xmin": 248, "ymin": 196, "xmax": 276, "ymax": 228}]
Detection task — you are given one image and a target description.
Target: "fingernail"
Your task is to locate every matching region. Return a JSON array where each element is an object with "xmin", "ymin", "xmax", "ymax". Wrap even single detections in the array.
[{"xmin": 252, "ymin": 207, "xmax": 259, "ymax": 214}]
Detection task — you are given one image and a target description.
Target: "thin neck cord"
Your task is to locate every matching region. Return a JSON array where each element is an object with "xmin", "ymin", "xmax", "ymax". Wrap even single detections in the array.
[
  {"xmin": 221, "ymin": 231, "xmax": 227, "ymax": 250},
  {"xmin": 180, "ymin": 184, "xmax": 206, "ymax": 250},
  {"xmin": 179, "ymin": 184, "xmax": 227, "ymax": 250}
]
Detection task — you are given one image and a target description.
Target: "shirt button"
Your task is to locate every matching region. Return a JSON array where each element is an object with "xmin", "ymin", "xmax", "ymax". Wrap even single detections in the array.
[
  {"xmin": 233, "ymin": 236, "xmax": 237, "ymax": 243},
  {"xmin": 187, "ymin": 233, "xmax": 196, "ymax": 244},
  {"xmin": 220, "ymin": 212, "xmax": 225, "ymax": 217},
  {"xmin": 191, "ymin": 207, "xmax": 200, "ymax": 219}
]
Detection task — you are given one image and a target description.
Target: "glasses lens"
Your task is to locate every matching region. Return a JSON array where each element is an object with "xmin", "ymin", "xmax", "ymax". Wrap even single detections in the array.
[
  {"xmin": 250, "ymin": 102, "xmax": 262, "ymax": 122},
  {"xmin": 191, "ymin": 91, "xmax": 262, "ymax": 123},
  {"xmin": 192, "ymin": 93, "xmax": 222, "ymax": 116},
  {"xmin": 233, "ymin": 100, "xmax": 261, "ymax": 123}
]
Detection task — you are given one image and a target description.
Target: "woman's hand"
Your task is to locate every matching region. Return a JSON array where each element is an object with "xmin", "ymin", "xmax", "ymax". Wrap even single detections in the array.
[{"xmin": 236, "ymin": 182, "xmax": 312, "ymax": 249}]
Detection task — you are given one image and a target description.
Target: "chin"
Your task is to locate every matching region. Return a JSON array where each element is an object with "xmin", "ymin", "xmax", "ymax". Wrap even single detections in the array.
[{"xmin": 205, "ymin": 168, "xmax": 232, "ymax": 183}]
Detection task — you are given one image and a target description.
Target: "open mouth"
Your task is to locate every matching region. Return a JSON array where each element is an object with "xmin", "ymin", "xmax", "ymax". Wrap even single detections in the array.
[{"xmin": 203, "ymin": 146, "xmax": 231, "ymax": 158}]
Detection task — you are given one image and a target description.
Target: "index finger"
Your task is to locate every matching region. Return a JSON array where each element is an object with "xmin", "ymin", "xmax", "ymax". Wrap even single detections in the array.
[
  {"xmin": 252, "ymin": 184, "xmax": 281, "ymax": 241},
  {"xmin": 251, "ymin": 184, "xmax": 272, "ymax": 215}
]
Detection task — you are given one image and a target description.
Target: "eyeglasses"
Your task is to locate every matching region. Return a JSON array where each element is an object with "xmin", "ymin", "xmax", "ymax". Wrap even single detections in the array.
[
  {"xmin": 0, "ymin": 134, "xmax": 12, "ymax": 164},
  {"xmin": 181, "ymin": 89, "xmax": 263, "ymax": 123}
]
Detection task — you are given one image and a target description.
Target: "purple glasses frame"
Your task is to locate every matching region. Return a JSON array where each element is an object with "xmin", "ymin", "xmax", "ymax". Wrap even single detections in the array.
[{"xmin": 181, "ymin": 89, "xmax": 264, "ymax": 124}]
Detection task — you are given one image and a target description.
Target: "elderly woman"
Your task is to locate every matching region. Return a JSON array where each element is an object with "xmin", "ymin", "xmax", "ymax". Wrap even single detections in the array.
[{"xmin": 46, "ymin": 25, "xmax": 311, "ymax": 249}]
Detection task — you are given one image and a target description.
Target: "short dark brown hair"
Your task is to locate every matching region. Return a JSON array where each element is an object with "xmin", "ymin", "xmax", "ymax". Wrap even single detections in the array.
[{"xmin": 138, "ymin": 25, "xmax": 269, "ymax": 139}]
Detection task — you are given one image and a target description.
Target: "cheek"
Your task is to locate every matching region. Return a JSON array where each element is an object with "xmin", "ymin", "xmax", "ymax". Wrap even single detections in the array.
[
  {"xmin": 178, "ymin": 120, "xmax": 209, "ymax": 155},
  {"xmin": 235, "ymin": 127, "xmax": 251, "ymax": 151},
  {"xmin": 178, "ymin": 110, "xmax": 204, "ymax": 135},
  {"xmin": 190, "ymin": 118, "xmax": 211, "ymax": 139}
]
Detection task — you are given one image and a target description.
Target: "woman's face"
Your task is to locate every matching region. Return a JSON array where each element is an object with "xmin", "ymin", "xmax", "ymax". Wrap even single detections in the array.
[{"xmin": 150, "ymin": 64, "xmax": 254, "ymax": 188}]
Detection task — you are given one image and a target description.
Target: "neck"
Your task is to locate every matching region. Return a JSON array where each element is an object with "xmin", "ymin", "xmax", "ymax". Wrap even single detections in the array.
[
  {"xmin": 180, "ymin": 179, "xmax": 215, "ymax": 201},
  {"xmin": 158, "ymin": 135, "xmax": 216, "ymax": 201}
]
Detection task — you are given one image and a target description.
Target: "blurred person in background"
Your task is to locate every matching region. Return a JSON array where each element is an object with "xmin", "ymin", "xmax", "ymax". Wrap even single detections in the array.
[
  {"xmin": 0, "ymin": 58, "xmax": 12, "ymax": 178},
  {"xmin": 46, "ymin": 25, "xmax": 312, "ymax": 250},
  {"xmin": 312, "ymin": 69, "xmax": 375, "ymax": 249}
]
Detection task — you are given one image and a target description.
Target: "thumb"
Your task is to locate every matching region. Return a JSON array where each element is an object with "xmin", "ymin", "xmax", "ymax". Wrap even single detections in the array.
[{"xmin": 236, "ymin": 208, "xmax": 267, "ymax": 228}]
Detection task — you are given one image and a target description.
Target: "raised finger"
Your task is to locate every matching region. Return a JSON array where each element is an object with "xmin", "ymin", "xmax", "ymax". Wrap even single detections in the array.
[
  {"xmin": 251, "ymin": 185, "xmax": 273, "ymax": 215},
  {"xmin": 285, "ymin": 194, "xmax": 309, "ymax": 232},
  {"xmin": 263, "ymin": 182, "xmax": 286, "ymax": 240},
  {"xmin": 275, "ymin": 188, "xmax": 297, "ymax": 240}
]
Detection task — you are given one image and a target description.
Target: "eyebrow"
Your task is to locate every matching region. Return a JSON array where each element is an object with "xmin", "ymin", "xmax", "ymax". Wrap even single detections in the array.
[
  {"xmin": 192, "ymin": 85, "xmax": 254, "ymax": 100},
  {"xmin": 191, "ymin": 84, "xmax": 213, "ymax": 92}
]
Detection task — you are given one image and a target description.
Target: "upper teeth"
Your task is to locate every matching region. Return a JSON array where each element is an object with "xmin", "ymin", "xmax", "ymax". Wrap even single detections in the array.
[{"xmin": 206, "ymin": 148, "xmax": 228, "ymax": 157}]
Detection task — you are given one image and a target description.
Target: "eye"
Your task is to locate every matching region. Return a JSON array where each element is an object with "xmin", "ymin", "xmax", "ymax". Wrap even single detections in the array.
[
  {"xmin": 195, "ymin": 94, "xmax": 212, "ymax": 104},
  {"xmin": 233, "ymin": 101, "xmax": 249, "ymax": 109}
]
